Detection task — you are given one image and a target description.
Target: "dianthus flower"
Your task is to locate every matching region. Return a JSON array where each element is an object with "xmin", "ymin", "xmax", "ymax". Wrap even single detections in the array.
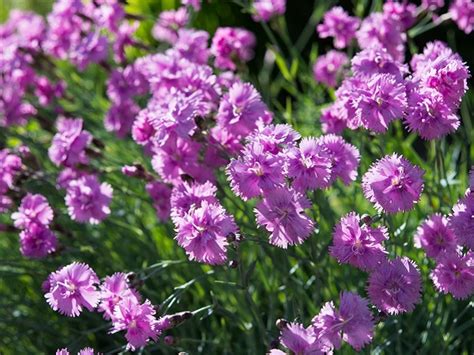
[
  {"xmin": 351, "ymin": 47, "xmax": 408, "ymax": 80},
  {"xmin": 330, "ymin": 212, "xmax": 388, "ymax": 271},
  {"xmin": 414, "ymin": 214, "xmax": 458, "ymax": 259},
  {"xmin": 450, "ymin": 0, "xmax": 474, "ymax": 34},
  {"xmin": 12, "ymin": 194, "xmax": 54, "ymax": 229},
  {"xmin": 252, "ymin": 0, "xmax": 286, "ymax": 22},
  {"xmin": 278, "ymin": 322, "xmax": 330, "ymax": 355},
  {"xmin": 422, "ymin": 0, "xmax": 445, "ymax": 10},
  {"xmin": 410, "ymin": 41, "xmax": 451, "ymax": 73},
  {"xmin": 313, "ymin": 50, "xmax": 348, "ymax": 87},
  {"xmin": 98, "ymin": 272, "xmax": 140, "ymax": 320},
  {"xmin": 152, "ymin": 7, "xmax": 189, "ymax": 43},
  {"xmin": 182, "ymin": 0, "xmax": 201, "ymax": 11},
  {"xmin": 170, "ymin": 181, "xmax": 218, "ymax": 221},
  {"xmin": 319, "ymin": 103, "xmax": 348, "ymax": 135},
  {"xmin": 285, "ymin": 138, "xmax": 332, "ymax": 192},
  {"xmin": 356, "ymin": 13, "xmax": 406, "ymax": 61},
  {"xmin": 368, "ymin": 257, "xmax": 422, "ymax": 314},
  {"xmin": 216, "ymin": 82, "xmax": 271, "ymax": 138},
  {"xmin": 211, "ymin": 27, "xmax": 256, "ymax": 70},
  {"xmin": 255, "ymin": 187, "xmax": 314, "ymax": 248},
  {"xmin": 19, "ymin": 223, "xmax": 57, "ymax": 259},
  {"xmin": 35, "ymin": 76, "xmax": 65, "ymax": 106},
  {"xmin": 227, "ymin": 142, "xmax": 285, "ymax": 200},
  {"xmin": 449, "ymin": 192, "xmax": 474, "ymax": 250},
  {"xmin": 56, "ymin": 348, "xmax": 97, "ymax": 355},
  {"xmin": 0, "ymin": 149, "xmax": 22, "ymax": 194},
  {"xmin": 45, "ymin": 262, "xmax": 100, "ymax": 317},
  {"xmin": 173, "ymin": 29, "xmax": 210, "ymax": 64},
  {"xmin": 56, "ymin": 168, "xmax": 87, "ymax": 190},
  {"xmin": 312, "ymin": 292, "xmax": 374, "ymax": 351},
  {"xmin": 316, "ymin": 134, "xmax": 360, "ymax": 185},
  {"xmin": 383, "ymin": 0, "xmax": 417, "ymax": 30},
  {"xmin": 431, "ymin": 251, "xmax": 474, "ymax": 299},
  {"xmin": 354, "ymin": 73, "xmax": 407, "ymax": 133},
  {"xmin": 111, "ymin": 298, "xmax": 159, "ymax": 351},
  {"xmin": 92, "ymin": 0, "xmax": 125, "ymax": 32},
  {"xmin": 48, "ymin": 117, "xmax": 92, "ymax": 168},
  {"xmin": 334, "ymin": 77, "xmax": 364, "ymax": 129},
  {"xmin": 146, "ymin": 181, "xmax": 172, "ymax": 221},
  {"xmin": 65, "ymin": 175, "xmax": 113, "ymax": 224},
  {"xmin": 317, "ymin": 6, "xmax": 360, "ymax": 49},
  {"xmin": 247, "ymin": 123, "xmax": 300, "ymax": 155},
  {"xmin": 105, "ymin": 100, "xmax": 140, "ymax": 138},
  {"xmin": 362, "ymin": 154, "xmax": 424, "ymax": 214},
  {"xmin": 405, "ymin": 87, "xmax": 460, "ymax": 140},
  {"xmin": 70, "ymin": 31, "xmax": 108, "ymax": 71},
  {"xmin": 174, "ymin": 201, "xmax": 237, "ymax": 264}
]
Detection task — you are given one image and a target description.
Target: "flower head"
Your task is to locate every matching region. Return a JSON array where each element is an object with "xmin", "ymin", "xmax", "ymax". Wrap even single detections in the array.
[
  {"xmin": 317, "ymin": 7, "xmax": 360, "ymax": 49},
  {"xmin": 99, "ymin": 272, "xmax": 140, "ymax": 320},
  {"xmin": 368, "ymin": 257, "xmax": 422, "ymax": 314},
  {"xmin": 175, "ymin": 201, "xmax": 237, "ymax": 264},
  {"xmin": 211, "ymin": 27, "xmax": 256, "ymax": 70},
  {"xmin": 152, "ymin": 7, "xmax": 189, "ymax": 43},
  {"xmin": 255, "ymin": 187, "xmax": 314, "ymax": 248},
  {"xmin": 313, "ymin": 50, "xmax": 348, "ymax": 87},
  {"xmin": 45, "ymin": 262, "xmax": 100, "ymax": 317},
  {"xmin": 330, "ymin": 212, "xmax": 388, "ymax": 271},
  {"xmin": 19, "ymin": 223, "xmax": 57, "ymax": 259},
  {"xmin": 449, "ymin": 192, "xmax": 474, "ymax": 250},
  {"xmin": 414, "ymin": 214, "xmax": 458, "ymax": 259},
  {"xmin": 431, "ymin": 252, "xmax": 474, "ymax": 299},
  {"xmin": 351, "ymin": 47, "xmax": 407, "ymax": 80},
  {"xmin": 12, "ymin": 194, "xmax": 54, "ymax": 229},
  {"xmin": 450, "ymin": 0, "xmax": 474, "ymax": 34},
  {"xmin": 319, "ymin": 103, "xmax": 348, "ymax": 135},
  {"xmin": 252, "ymin": 0, "xmax": 286, "ymax": 22},
  {"xmin": 362, "ymin": 154, "xmax": 424, "ymax": 213},
  {"xmin": 279, "ymin": 322, "xmax": 329, "ymax": 355},
  {"xmin": 65, "ymin": 175, "xmax": 113, "ymax": 224},
  {"xmin": 170, "ymin": 181, "xmax": 218, "ymax": 221},
  {"xmin": 313, "ymin": 292, "xmax": 374, "ymax": 351},
  {"xmin": 0, "ymin": 149, "xmax": 22, "ymax": 194}
]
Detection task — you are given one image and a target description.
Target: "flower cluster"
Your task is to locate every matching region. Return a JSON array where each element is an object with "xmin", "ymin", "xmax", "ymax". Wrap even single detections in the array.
[
  {"xmin": 0, "ymin": 149, "xmax": 23, "ymax": 212},
  {"xmin": 45, "ymin": 262, "xmax": 191, "ymax": 351}
]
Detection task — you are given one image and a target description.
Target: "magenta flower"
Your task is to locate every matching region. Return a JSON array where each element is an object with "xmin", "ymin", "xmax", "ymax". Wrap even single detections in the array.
[
  {"xmin": 19, "ymin": 223, "xmax": 57, "ymax": 259},
  {"xmin": 56, "ymin": 349, "xmax": 69, "ymax": 355},
  {"xmin": 431, "ymin": 252, "xmax": 474, "ymax": 299},
  {"xmin": 182, "ymin": 0, "xmax": 201, "ymax": 11},
  {"xmin": 362, "ymin": 154, "xmax": 424, "ymax": 214},
  {"xmin": 354, "ymin": 73, "xmax": 407, "ymax": 133},
  {"xmin": 170, "ymin": 181, "xmax": 218, "ymax": 221},
  {"xmin": 285, "ymin": 137, "xmax": 332, "ymax": 192},
  {"xmin": 70, "ymin": 32, "xmax": 108, "ymax": 71},
  {"xmin": 320, "ymin": 103, "xmax": 348, "ymax": 135},
  {"xmin": 330, "ymin": 212, "xmax": 388, "ymax": 271},
  {"xmin": 48, "ymin": 117, "xmax": 92, "ymax": 168},
  {"xmin": 78, "ymin": 348, "xmax": 95, "ymax": 355},
  {"xmin": 368, "ymin": 257, "xmax": 422, "ymax": 314},
  {"xmin": 92, "ymin": 0, "xmax": 125, "ymax": 32},
  {"xmin": 422, "ymin": 0, "xmax": 445, "ymax": 10},
  {"xmin": 252, "ymin": 0, "xmax": 286, "ymax": 22},
  {"xmin": 351, "ymin": 47, "xmax": 408, "ymax": 80},
  {"xmin": 56, "ymin": 168, "xmax": 87, "ymax": 190},
  {"xmin": 410, "ymin": 41, "xmax": 451, "ymax": 73},
  {"xmin": 45, "ymin": 262, "xmax": 100, "ymax": 317},
  {"xmin": 216, "ymin": 82, "xmax": 270, "ymax": 138},
  {"xmin": 450, "ymin": 0, "xmax": 474, "ymax": 34},
  {"xmin": 211, "ymin": 27, "xmax": 256, "ymax": 70},
  {"xmin": 248, "ymin": 123, "xmax": 300, "ymax": 155},
  {"xmin": 414, "ymin": 214, "xmax": 458, "ymax": 259},
  {"xmin": 383, "ymin": 0, "xmax": 417, "ymax": 30},
  {"xmin": 316, "ymin": 134, "xmax": 360, "ymax": 185},
  {"xmin": 356, "ymin": 13, "xmax": 406, "ymax": 61},
  {"xmin": 227, "ymin": 142, "xmax": 285, "ymax": 200},
  {"xmin": 0, "ymin": 148, "xmax": 22, "ymax": 194},
  {"xmin": 152, "ymin": 7, "xmax": 189, "ymax": 43},
  {"xmin": 111, "ymin": 298, "xmax": 159, "ymax": 351},
  {"xmin": 174, "ymin": 29, "xmax": 210, "ymax": 64},
  {"xmin": 317, "ymin": 7, "xmax": 360, "ymax": 49},
  {"xmin": 65, "ymin": 175, "xmax": 113, "ymax": 224},
  {"xmin": 312, "ymin": 292, "xmax": 374, "ymax": 351},
  {"xmin": 146, "ymin": 181, "xmax": 172, "ymax": 222},
  {"xmin": 98, "ymin": 272, "xmax": 140, "ymax": 320},
  {"xmin": 405, "ymin": 87, "xmax": 460, "ymax": 140},
  {"xmin": 313, "ymin": 50, "xmax": 348, "ymax": 88},
  {"xmin": 175, "ymin": 201, "xmax": 237, "ymax": 264},
  {"xmin": 255, "ymin": 187, "xmax": 314, "ymax": 248},
  {"xmin": 12, "ymin": 194, "xmax": 54, "ymax": 229},
  {"xmin": 449, "ymin": 192, "xmax": 474, "ymax": 250},
  {"xmin": 279, "ymin": 322, "xmax": 329, "ymax": 355}
]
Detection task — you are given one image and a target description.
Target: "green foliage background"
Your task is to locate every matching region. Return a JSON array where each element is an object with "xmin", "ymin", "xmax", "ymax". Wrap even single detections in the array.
[{"xmin": 0, "ymin": 0, "xmax": 473, "ymax": 354}]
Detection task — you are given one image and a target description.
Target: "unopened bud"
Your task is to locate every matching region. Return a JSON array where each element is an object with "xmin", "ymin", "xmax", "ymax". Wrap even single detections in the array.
[
  {"xmin": 164, "ymin": 335, "xmax": 175, "ymax": 345},
  {"xmin": 276, "ymin": 318, "xmax": 288, "ymax": 330},
  {"xmin": 361, "ymin": 214, "xmax": 372, "ymax": 225},
  {"xmin": 228, "ymin": 260, "xmax": 239, "ymax": 269}
]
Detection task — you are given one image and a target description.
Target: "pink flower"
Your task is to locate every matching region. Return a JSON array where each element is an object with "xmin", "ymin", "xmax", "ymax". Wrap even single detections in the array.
[
  {"xmin": 368, "ymin": 257, "xmax": 422, "ymax": 314},
  {"xmin": 330, "ymin": 212, "xmax": 388, "ymax": 271},
  {"xmin": 319, "ymin": 103, "xmax": 348, "ymax": 135},
  {"xmin": 146, "ymin": 181, "xmax": 172, "ymax": 221},
  {"xmin": 0, "ymin": 148, "xmax": 22, "ymax": 194},
  {"xmin": 111, "ymin": 298, "xmax": 159, "ymax": 351},
  {"xmin": 65, "ymin": 175, "xmax": 113, "ymax": 224},
  {"xmin": 152, "ymin": 7, "xmax": 189, "ymax": 43},
  {"xmin": 211, "ymin": 27, "xmax": 256, "ymax": 70},
  {"xmin": 414, "ymin": 214, "xmax": 458, "ymax": 259},
  {"xmin": 12, "ymin": 194, "xmax": 54, "ymax": 229},
  {"xmin": 173, "ymin": 29, "xmax": 209, "ymax": 64},
  {"xmin": 431, "ymin": 252, "xmax": 474, "ymax": 299},
  {"xmin": 317, "ymin": 7, "xmax": 360, "ymax": 49},
  {"xmin": 351, "ymin": 47, "xmax": 408, "ymax": 80},
  {"xmin": 19, "ymin": 223, "xmax": 57, "ymax": 259},
  {"xmin": 98, "ymin": 272, "xmax": 140, "ymax": 320},
  {"xmin": 45, "ymin": 262, "xmax": 100, "ymax": 317},
  {"xmin": 313, "ymin": 292, "xmax": 374, "ymax": 351},
  {"xmin": 449, "ymin": 192, "xmax": 474, "ymax": 250},
  {"xmin": 255, "ymin": 187, "xmax": 314, "ymax": 248},
  {"xmin": 450, "ymin": 0, "xmax": 474, "ymax": 34},
  {"xmin": 48, "ymin": 117, "xmax": 92, "ymax": 168},
  {"xmin": 170, "ymin": 181, "xmax": 218, "ymax": 221},
  {"xmin": 285, "ymin": 137, "xmax": 332, "ymax": 192},
  {"xmin": 175, "ymin": 201, "xmax": 238, "ymax": 265},
  {"xmin": 279, "ymin": 322, "xmax": 329, "ymax": 354},
  {"xmin": 362, "ymin": 154, "xmax": 424, "ymax": 214},
  {"xmin": 252, "ymin": 0, "xmax": 286, "ymax": 22},
  {"xmin": 313, "ymin": 50, "xmax": 348, "ymax": 88}
]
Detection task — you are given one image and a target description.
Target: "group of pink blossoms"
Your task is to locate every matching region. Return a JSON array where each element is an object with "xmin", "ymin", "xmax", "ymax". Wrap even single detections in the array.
[{"xmin": 0, "ymin": 0, "xmax": 473, "ymax": 353}]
